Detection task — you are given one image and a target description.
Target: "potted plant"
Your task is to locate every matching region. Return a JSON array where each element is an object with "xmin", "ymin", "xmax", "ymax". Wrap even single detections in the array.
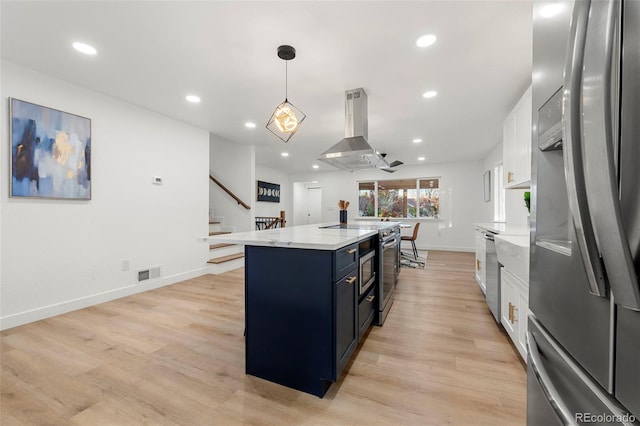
[{"xmin": 524, "ymin": 191, "xmax": 530, "ymax": 213}]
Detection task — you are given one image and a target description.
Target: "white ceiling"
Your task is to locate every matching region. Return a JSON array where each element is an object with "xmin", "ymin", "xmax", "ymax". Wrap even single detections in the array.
[{"xmin": 1, "ymin": 1, "xmax": 532, "ymax": 175}]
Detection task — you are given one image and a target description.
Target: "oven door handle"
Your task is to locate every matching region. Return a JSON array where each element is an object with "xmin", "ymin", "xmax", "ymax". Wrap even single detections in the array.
[{"xmin": 381, "ymin": 238, "xmax": 398, "ymax": 249}]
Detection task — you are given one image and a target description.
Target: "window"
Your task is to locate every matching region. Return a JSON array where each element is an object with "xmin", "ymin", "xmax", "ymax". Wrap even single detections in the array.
[
  {"xmin": 358, "ymin": 178, "xmax": 440, "ymax": 219},
  {"xmin": 358, "ymin": 182, "xmax": 376, "ymax": 217}
]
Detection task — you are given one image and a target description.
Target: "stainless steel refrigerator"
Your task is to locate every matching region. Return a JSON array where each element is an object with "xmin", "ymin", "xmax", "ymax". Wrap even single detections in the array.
[{"xmin": 530, "ymin": 0, "xmax": 640, "ymax": 424}]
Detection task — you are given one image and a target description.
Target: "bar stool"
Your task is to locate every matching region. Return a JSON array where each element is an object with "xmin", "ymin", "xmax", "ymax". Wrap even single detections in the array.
[{"xmin": 401, "ymin": 222, "xmax": 421, "ymax": 260}]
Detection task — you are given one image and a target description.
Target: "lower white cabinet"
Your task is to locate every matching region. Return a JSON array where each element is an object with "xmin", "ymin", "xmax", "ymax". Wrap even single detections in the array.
[
  {"xmin": 500, "ymin": 267, "xmax": 529, "ymax": 361},
  {"xmin": 475, "ymin": 229, "xmax": 486, "ymax": 294}
]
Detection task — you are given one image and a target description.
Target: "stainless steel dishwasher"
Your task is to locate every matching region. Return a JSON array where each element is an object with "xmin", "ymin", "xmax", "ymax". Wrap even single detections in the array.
[{"xmin": 482, "ymin": 230, "xmax": 500, "ymax": 323}]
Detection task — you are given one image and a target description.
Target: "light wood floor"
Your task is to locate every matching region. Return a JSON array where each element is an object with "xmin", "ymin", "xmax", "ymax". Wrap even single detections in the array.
[{"xmin": 1, "ymin": 251, "xmax": 526, "ymax": 425}]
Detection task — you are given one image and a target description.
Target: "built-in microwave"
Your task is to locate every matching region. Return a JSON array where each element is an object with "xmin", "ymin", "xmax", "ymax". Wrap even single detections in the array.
[{"xmin": 359, "ymin": 250, "xmax": 376, "ymax": 295}]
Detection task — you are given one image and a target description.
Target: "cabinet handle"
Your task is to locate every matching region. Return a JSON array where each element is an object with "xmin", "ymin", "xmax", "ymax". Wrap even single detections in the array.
[
  {"xmin": 346, "ymin": 248, "xmax": 357, "ymax": 254},
  {"xmin": 477, "ymin": 259, "xmax": 481, "ymax": 270},
  {"xmin": 507, "ymin": 171, "xmax": 514, "ymax": 183},
  {"xmin": 346, "ymin": 276, "xmax": 357, "ymax": 285},
  {"xmin": 366, "ymin": 295, "xmax": 375, "ymax": 303},
  {"xmin": 508, "ymin": 302, "xmax": 518, "ymax": 324}
]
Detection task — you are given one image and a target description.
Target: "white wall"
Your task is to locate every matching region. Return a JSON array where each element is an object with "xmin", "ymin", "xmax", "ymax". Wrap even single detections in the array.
[
  {"xmin": 255, "ymin": 165, "xmax": 292, "ymax": 224},
  {"xmin": 292, "ymin": 160, "xmax": 491, "ymax": 252},
  {"xmin": 1, "ymin": 62, "xmax": 210, "ymax": 329},
  {"xmin": 483, "ymin": 141, "xmax": 503, "ymax": 221},
  {"xmin": 506, "ymin": 188, "xmax": 529, "ymax": 225},
  {"xmin": 209, "ymin": 135, "xmax": 254, "ymax": 232}
]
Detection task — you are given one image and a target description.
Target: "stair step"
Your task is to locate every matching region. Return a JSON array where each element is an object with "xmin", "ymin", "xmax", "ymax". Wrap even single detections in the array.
[
  {"xmin": 209, "ymin": 231, "xmax": 231, "ymax": 236},
  {"xmin": 209, "ymin": 243, "xmax": 235, "ymax": 250},
  {"xmin": 208, "ymin": 253, "xmax": 244, "ymax": 264}
]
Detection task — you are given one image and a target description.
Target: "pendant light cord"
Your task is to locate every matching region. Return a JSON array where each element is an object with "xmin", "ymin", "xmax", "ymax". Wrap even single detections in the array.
[{"xmin": 285, "ymin": 60, "xmax": 288, "ymax": 101}]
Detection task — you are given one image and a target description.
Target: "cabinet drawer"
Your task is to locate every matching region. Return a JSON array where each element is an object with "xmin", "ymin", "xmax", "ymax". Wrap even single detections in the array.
[
  {"xmin": 358, "ymin": 286, "xmax": 376, "ymax": 341},
  {"xmin": 335, "ymin": 243, "xmax": 358, "ymax": 280}
]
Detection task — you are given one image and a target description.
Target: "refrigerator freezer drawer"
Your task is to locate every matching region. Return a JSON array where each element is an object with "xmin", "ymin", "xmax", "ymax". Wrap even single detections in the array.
[
  {"xmin": 527, "ymin": 317, "xmax": 638, "ymax": 425},
  {"xmin": 616, "ymin": 308, "xmax": 640, "ymax": 420}
]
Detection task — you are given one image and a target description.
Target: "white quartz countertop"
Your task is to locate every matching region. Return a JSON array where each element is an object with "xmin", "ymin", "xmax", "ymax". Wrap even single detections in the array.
[
  {"xmin": 474, "ymin": 222, "xmax": 530, "ymax": 236},
  {"xmin": 206, "ymin": 222, "xmax": 401, "ymax": 250}
]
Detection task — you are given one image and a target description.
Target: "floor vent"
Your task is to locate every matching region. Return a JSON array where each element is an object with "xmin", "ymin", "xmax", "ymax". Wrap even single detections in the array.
[{"xmin": 137, "ymin": 266, "xmax": 161, "ymax": 282}]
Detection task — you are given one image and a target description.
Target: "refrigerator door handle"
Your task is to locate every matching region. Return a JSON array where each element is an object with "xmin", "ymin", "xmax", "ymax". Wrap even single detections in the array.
[
  {"xmin": 581, "ymin": 0, "xmax": 640, "ymax": 311},
  {"xmin": 526, "ymin": 331, "xmax": 577, "ymax": 426},
  {"xmin": 562, "ymin": 0, "xmax": 608, "ymax": 298}
]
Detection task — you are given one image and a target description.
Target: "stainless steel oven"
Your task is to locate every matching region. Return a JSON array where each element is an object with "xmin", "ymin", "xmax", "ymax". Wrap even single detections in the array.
[
  {"xmin": 376, "ymin": 226, "xmax": 399, "ymax": 325},
  {"xmin": 359, "ymin": 250, "xmax": 376, "ymax": 295}
]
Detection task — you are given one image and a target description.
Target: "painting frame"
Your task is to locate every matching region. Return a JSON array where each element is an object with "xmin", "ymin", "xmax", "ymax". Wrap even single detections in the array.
[
  {"xmin": 483, "ymin": 170, "xmax": 491, "ymax": 202},
  {"xmin": 257, "ymin": 180, "xmax": 280, "ymax": 202},
  {"xmin": 9, "ymin": 98, "xmax": 92, "ymax": 200}
]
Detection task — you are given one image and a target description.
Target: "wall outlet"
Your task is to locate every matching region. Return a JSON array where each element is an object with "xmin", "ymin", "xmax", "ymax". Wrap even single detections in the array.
[{"xmin": 121, "ymin": 259, "xmax": 130, "ymax": 270}]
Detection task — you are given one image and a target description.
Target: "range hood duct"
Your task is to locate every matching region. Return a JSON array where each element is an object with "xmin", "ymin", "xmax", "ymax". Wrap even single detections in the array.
[{"xmin": 318, "ymin": 88, "xmax": 390, "ymax": 172}]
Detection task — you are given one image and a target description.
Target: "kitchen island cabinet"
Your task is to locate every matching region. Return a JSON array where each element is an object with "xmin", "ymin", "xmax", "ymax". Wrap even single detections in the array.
[
  {"xmin": 244, "ymin": 243, "xmax": 358, "ymax": 397},
  {"xmin": 209, "ymin": 222, "xmax": 399, "ymax": 397}
]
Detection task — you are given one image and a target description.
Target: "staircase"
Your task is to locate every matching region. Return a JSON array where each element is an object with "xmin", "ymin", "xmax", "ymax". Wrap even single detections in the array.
[{"xmin": 207, "ymin": 219, "xmax": 244, "ymax": 274}]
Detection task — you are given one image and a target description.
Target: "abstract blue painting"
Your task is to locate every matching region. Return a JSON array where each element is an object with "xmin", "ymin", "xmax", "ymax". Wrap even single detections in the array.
[{"xmin": 10, "ymin": 98, "xmax": 91, "ymax": 199}]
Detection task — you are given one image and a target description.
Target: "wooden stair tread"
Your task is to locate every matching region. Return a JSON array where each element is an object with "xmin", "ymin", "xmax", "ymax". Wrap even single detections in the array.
[
  {"xmin": 209, "ymin": 243, "xmax": 235, "ymax": 250},
  {"xmin": 208, "ymin": 253, "xmax": 244, "ymax": 264},
  {"xmin": 209, "ymin": 231, "xmax": 231, "ymax": 236}
]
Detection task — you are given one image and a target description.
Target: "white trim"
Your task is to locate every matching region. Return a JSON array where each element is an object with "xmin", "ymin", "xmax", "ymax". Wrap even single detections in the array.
[{"xmin": 0, "ymin": 267, "xmax": 208, "ymax": 331}]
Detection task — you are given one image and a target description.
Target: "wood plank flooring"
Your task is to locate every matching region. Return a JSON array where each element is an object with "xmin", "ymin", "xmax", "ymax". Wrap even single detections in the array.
[{"xmin": 1, "ymin": 251, "xmax": 526, "ymax": 425}]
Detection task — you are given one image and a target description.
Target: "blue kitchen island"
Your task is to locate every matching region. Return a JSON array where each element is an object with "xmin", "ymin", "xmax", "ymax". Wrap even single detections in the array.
[{"xmin": 208, "ymin": 222, "xmax": 398, "ymax": 397}]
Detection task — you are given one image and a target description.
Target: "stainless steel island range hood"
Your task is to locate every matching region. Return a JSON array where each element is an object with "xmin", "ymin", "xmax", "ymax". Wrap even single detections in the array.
[{"xmin": 318, "ymin": 88, "xmax": 390, "ymax": 172}]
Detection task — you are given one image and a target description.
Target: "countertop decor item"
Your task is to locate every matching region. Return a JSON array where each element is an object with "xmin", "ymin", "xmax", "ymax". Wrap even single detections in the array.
[
  {"xmin": 338, "ymin": 199, "xmax": 348, "ymax": 223},
  {"xmin": 266, "ymin": 45, "xmax": 306, "ymax": 143},
  {"xmin": 524, "ymin": 191, "xmax": 530, "ymax": 213}
]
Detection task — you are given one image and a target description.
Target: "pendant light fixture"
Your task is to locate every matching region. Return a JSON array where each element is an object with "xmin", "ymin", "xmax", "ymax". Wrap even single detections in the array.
[{"xmin": 266, "ymin": 45, "xmax": 306, "ymax": 143}]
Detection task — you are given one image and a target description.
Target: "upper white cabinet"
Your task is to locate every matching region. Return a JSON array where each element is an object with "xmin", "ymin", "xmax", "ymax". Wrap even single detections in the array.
[{"xmin": 503, "ymin": 85, "xmax": 532, "ymax": 189}]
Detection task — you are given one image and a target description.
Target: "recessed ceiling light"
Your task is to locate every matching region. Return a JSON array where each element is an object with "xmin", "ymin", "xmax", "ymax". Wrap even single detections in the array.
[
  {"xmin": 413, "ymin": 138, "xmax": 423, "ymax": 143},
  {"xmin": 185, "ymin": 95, "xmax": 201, "ymax": 103},
  {"xmin": 281, "ymin": 152, "xmax": 289, "ymax": 157},
  {"xmin": 416, "ymin": 34, "xmax": 437, "ymax": 48},
  {"xmin": 245, "ymin": 122, "xmax": 256, "ymax": 128},
  {"xmin": 422, "ymin": 91, "xmax": 438, "ymax": 99},
  {"xmin": 418, "ymin": 156, "xmax": 426, "ymax": 161},
  {"xmin": 312, "ymin": 164, "xmax": 319, "ymax": 169},
  {"xmin": 72, "ymin": 42, "xmax": 97, "ymax": 55}
]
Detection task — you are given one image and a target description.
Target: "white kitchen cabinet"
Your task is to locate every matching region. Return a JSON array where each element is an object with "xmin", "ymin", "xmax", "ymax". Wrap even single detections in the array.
[
  {"xmin": 475, "ymin": 229, "xmax": 486, "ymax": 294},
  {"xmin": 503, "ymin": 85, "xmax": 532, "ymax": 189},
  {"xmin": 500, "ymin": 266, "xmax": 528, "ymax": 361}
]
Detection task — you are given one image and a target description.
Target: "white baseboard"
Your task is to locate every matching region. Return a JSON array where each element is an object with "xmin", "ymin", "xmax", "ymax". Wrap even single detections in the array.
[
  {"xmin": 418, "ymin": 245, "xmax": 474, "ymax": 253},
  {"xmin": 0, "ymin": 267, "xmax": 208, "ymax": 331}
]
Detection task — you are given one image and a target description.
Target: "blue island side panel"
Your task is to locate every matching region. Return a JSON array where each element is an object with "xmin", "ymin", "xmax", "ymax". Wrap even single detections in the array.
[{"xmin": 245, "ymin": 245, "xmax": 334, "ymax": 397}]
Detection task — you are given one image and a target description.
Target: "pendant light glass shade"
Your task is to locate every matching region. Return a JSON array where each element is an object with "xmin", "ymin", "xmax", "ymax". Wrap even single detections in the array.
[{"xmin": 266, "ymin": 45, "xmax": 305, "ymax": 143}]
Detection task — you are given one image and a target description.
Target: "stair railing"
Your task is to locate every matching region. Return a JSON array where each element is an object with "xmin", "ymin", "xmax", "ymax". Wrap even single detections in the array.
[
  {"xmin": 255, "ymin": 211, "xmax": 287, "ymax": 230},
  {"xmin": 209, "ymin": 175, "xmax": 250, "ymax": 210}
]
